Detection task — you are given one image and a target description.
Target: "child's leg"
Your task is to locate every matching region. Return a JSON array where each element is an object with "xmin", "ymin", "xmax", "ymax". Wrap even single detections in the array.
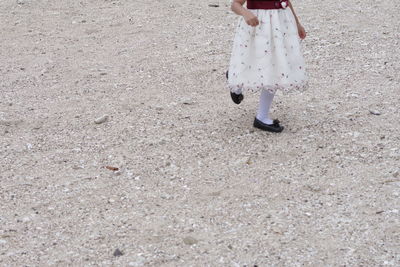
[
  {"xmin": 226, "ymin": 70, "xmax": 244, "ymax": 104},
  {"xmin": 256, "ymin": 89, "xmax": 275, "ymax": 125}
]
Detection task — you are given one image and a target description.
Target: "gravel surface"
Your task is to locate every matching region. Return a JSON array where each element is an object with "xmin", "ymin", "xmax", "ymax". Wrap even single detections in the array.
[{"xmin": 1, "ymin": 0, "xmax": 399, "ymax": 266}]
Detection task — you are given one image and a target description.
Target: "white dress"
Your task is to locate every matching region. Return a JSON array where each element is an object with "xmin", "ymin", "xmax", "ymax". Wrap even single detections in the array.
[{"xmin": 228, "ymin": 7, "xmax": 308, "ymax": 94}]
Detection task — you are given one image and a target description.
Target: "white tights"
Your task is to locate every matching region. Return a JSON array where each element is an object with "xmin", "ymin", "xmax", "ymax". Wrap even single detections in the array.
[{"xmin": 256, "ymin": 90, "xmax": 275, "ymax": 125}]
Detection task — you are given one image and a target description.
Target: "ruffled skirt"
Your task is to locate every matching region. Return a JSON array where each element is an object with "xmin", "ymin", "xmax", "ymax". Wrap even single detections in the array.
[{"xmin": 228, "ymin": 8, "xmax": 308, "ymax": 94}]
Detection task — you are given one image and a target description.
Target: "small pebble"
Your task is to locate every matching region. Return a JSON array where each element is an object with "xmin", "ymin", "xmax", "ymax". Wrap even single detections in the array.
[
  {"xmin": 183, "ymin": 236, "xmax": 198, "ymax": 246},
  {"xmin": 128, "ymin": 256, "xmax": 146, "ymax": 267},
  {"xmin": 369, "ymin": 110, "xmax": 381, "ymax": 115},
  {"xmin": 208, "ymin": 191, "xmax": 222, "ymax": 197},
  {"xmin": 181, "ymin": 98, "xmax": 196, "ymax": 105},
  {"xmin": 113, "ymin": 249, "xmax": 123, "ymax": 257},
  {"xmin": 94, "ymin": 115, "xmax": 108, "ymax": 124},
  {"xmin": 22, "ymin": 217, "xmax": 31, "ymax": 223}
]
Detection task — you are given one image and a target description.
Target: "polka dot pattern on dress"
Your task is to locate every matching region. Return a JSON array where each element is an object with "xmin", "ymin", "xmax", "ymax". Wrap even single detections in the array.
[{"xmin": 227, "ymin": 8, "xmax": 308, "ymax": 94}]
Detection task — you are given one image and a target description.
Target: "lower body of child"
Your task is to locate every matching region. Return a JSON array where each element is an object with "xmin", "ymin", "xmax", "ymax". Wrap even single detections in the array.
[{"xmin": 227, "ymin": 8, "xmax": 308, "ymax": 132}]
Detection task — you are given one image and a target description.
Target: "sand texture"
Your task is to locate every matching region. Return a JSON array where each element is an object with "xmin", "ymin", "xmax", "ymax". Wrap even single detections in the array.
[{"xmin": 1, "ymin": 0, "xmax": 399, "ymax": 266}]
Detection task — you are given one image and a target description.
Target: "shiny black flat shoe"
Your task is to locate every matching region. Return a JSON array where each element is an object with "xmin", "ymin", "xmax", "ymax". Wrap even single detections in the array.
[
  {"xmin": 253, "ymin": 118, "xmax": 284, "ymax": 133},
  {"xmin": 230, "ymin": 92, "xmax": 244, "ymax": 104},
  {"xmin": 226, "ymin": 70, "xmax": 244, "ymax": 105}
]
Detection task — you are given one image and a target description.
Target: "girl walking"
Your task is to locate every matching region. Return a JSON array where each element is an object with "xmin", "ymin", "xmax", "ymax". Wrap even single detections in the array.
[{"xmin": 227, "ymin": 0, "xmax": 308, "ymax": 132}]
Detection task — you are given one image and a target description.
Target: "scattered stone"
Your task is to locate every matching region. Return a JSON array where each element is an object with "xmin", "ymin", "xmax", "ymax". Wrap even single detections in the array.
[
  {"xmin": 0, "ymin": 239, "xmax": 7, "ymax": 245},
  {"xmin": 113, "ymin": 248, "xmax": 124, "ymax": 257},
  {"xmin": 161, "ymin": 194, "xmax": 173, "ymax": 200},
  {"xmin": 105, "ymin": 166, "xmax": 119, "ymax": 171},
  {"xmin": 392, "ymin": 170, "xmax": 399, "ymax": 178},
  {"xmin": 22, "ymin": 217, "xmax": 31, "ymax": 223},
  {"xmin": 369, "ymin": 110, "xmax": 381, "ymax": 115},
  {"xmin": 0, "ymin": 119, "xmax": 23, "ymax": 126},
  {"xmin": 94, "ymin": 115, "xmax": 108, "ymax": 124},
  {"xmin": 271, "ymin": 226, "xmax": 284, "ymax": 235},
  {"xmin": 304, "ymin": 184, "xmax": 322, "ymax": 192},
  {"xmin": 183, "ymin": 236, "xmax": 198, "ymax": 246},
  {"xmin": 246, "ymin": 157, "xmax": 252, "ymax": 165},
  {"xmin": 208, "ymin": 4, "xmax": 219, "ymax": 7},
  {"xmin": 181, "ymin": 98, "xmax": 196, "ymax": 105},
  {"xmin": 208, "ymin": 191, "xmax": 222, "ymax": 197},
  {"xmin": 32, "ymin": 123, "xmax": 42, "ymax": 130},
  {"xmin": 128, "ymin": 256, "xmax": 146, "ymax": 267},
  {"xmin": 235, "ymin": 156, "xmax": 252, "ymax": 166}
]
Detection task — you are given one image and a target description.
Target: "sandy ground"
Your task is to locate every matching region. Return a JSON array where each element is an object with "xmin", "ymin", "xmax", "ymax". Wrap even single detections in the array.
[{"xmin": 1, "ymin": 0, "xmax": 399, "ymax": 266}]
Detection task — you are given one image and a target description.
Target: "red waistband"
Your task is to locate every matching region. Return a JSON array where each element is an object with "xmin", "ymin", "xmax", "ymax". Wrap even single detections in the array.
[{"xmin": 247, "ymin": 0, "xmax": 288, "ymax": 10}]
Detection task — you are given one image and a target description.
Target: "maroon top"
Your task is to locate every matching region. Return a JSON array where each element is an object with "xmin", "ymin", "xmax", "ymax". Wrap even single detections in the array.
[{"xmin": 247, "ymin": 0, "xmax": 288, "ymax": 10}]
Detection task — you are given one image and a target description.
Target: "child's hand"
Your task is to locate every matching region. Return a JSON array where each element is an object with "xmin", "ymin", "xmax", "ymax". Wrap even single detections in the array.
[
  {"xmin": 244, "ymin": 11, "xmax": 259, "ymax": 27},
  {"xmin": 297, "ymin": 24, "xmax": 306, "ymax": 39}
]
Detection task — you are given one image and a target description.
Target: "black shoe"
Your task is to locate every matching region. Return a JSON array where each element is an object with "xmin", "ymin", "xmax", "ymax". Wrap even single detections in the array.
[
  {"xmin": 230, "ymin": 92, "xmax": 244, "ymax": 104},
  {"xmin": 226, "ymin": 70, "xmax": 244, "ymax": 104},
  {"xmin": 253, "ymin": 118, "xmax": 284, "ymax": 133}
]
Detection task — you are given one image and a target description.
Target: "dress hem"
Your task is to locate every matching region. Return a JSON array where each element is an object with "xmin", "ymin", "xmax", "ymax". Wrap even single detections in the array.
[{"xmin": 228, "ymin": 81, "xmax": 309, "ymax": 95}]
